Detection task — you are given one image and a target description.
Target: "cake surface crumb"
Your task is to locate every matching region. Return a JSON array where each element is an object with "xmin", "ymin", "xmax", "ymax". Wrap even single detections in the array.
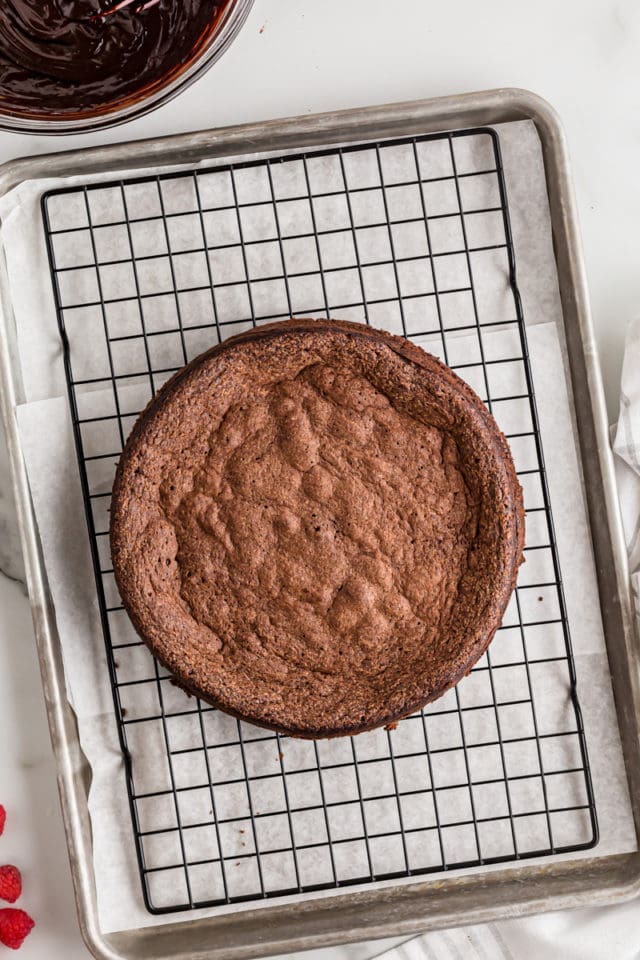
[{"xmin": 110, "ymin": 319, "xmax": 524, "ymax": 738}]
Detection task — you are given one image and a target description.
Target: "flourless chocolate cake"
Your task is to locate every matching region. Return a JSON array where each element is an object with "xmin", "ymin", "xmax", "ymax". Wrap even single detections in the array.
[{"xmin": 110, "ymin": 318, "xmax": 524, "ymax": 737}]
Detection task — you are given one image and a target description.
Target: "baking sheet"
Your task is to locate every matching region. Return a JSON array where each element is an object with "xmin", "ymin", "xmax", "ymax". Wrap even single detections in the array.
[{"xmin": 0, "ymin": 120, "xmax": 635, "ymax": 934}]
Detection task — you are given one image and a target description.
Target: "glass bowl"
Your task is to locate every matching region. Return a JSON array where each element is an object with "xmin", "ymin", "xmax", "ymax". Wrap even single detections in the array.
[{"xmin": 0, "ymin": 0, "xmax": 255, "ymax": 136}]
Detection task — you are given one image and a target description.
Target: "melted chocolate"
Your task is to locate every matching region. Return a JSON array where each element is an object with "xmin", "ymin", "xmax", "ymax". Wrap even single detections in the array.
[{"xmin": 0, "ymin": 0, "xmax": 230, "ymax": 117}]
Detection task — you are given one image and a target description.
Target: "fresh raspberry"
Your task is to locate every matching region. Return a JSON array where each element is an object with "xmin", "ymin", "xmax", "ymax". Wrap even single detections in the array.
[
  {"xmin": 0, "ymin": 909, "xmax": 34, "ymax": 950},
  {"xmin": 0, "ymin": 866, "xmax": 21, "ymax": 904},
  {"xmin": 0, "ymin": 806, "xmax": 5, "ymax": 837}
]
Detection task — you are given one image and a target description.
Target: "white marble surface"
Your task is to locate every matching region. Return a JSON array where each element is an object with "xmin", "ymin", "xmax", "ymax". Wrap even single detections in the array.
[{"xmin": 0, "ymin": 0, "xmax": 638, "ymax": 956}]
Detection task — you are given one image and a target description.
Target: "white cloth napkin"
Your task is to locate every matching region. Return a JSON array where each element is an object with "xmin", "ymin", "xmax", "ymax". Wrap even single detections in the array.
[
  {"xmin": 613, "ymin": 318, "xmax": 640, "ymax": 621},
  {"xmin": 372, "ymin": 318, "xmax": 640, "ymax": 960},
  {"xmin": 371, "ymin": 898, "xmax": 640, "ymax": 960}
]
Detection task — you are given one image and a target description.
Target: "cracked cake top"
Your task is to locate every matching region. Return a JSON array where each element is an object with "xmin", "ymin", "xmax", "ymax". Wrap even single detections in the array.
[{"xmin": 110, "ymin": 318, "xmax": 524, "ymax": 738}]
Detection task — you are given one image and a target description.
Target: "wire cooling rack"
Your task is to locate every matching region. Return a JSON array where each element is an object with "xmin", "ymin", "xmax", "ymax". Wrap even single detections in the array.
[{"xmin": 41, "ymin": 127, "xmax": 597, "ymax": 914}]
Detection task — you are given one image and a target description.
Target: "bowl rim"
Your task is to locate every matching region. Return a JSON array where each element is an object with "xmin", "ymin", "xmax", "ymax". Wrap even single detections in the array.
[{"xmin": 0, "ymin": 0, "xmax": 255, "ymax": 136}]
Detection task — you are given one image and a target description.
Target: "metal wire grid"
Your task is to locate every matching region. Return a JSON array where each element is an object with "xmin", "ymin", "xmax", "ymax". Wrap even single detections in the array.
[{"xmin": 41, "ymin": 127, "xmax": 598, "ymax": 915}]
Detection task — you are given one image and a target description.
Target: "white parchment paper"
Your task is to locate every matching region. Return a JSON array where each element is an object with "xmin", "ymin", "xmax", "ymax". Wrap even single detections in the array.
[{"xmin": 2, "ymin": 120, "xmax": 636, "ymax": 934}]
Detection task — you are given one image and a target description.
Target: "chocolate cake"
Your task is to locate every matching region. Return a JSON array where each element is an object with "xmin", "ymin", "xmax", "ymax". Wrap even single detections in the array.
[{"xmin": 110, "ymin": 319, "xmax": 524, "ymax": 738}]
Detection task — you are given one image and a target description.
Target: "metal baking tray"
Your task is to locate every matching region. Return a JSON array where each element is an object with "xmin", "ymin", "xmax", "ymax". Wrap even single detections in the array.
[{"xmin": 0, "ymin": 88, "xmax": 638, "ymax": 959}]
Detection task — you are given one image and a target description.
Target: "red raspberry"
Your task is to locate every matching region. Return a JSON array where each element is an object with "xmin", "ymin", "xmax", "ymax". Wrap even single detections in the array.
[
  {"xmin": 0, "ymin": 866, "xmax": 21, "ymax": 904},
  {"xmin": 0, "ymin": 909, "xmax": 34, "ymax": 950},
  {"xmin": 0, "ymin": 806, "xmax": 5, "ymax": 837}
]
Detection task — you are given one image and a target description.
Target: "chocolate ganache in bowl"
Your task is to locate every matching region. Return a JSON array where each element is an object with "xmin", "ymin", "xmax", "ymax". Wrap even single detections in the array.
[{"xmin": 0, "ymin": 0, "xmax": 253, "ymax": 131}]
